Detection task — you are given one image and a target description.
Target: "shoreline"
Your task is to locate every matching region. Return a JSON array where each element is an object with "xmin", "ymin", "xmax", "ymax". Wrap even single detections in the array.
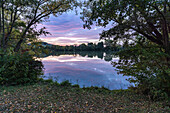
[{"xmin": 0, "ymin": 80, "xmax": 169, "ymax": 112}]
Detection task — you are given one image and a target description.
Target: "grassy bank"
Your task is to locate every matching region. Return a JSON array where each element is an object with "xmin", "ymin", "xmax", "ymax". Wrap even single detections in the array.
[{"xmin": 0, "ymin": 81, "xmax": 169, "ymax": 112}]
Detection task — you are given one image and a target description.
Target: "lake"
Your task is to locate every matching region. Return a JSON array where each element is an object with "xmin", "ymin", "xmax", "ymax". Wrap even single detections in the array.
[{"xmin": 40, "ymin": 52, "xmax": 133, "ymax": 90}]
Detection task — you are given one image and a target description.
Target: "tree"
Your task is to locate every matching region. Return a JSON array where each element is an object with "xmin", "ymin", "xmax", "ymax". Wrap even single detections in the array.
[
  {"xmin": 0, "ymin": 0, "xmax": 1, "ymax": 49},
  {"xmin": 79, "ymin": 43, "xmax": 87, "ymax": 51},
  {"xmin": 0, "ymin": 0, "xmax": 79, "ymax": 52},
  {"xmin": 81, "ymin": 0, "xmax": 169, "ymax": 57},
  {"xmin": 96, "ymin": 42, "xmax": 103, "ymax": 50},
  {"xmin": 0, "ymin": 0, "xmax": 5, "ymax": 50},
  {"xmin": 0, "ymin": 0, "xmax": 80, "ymax": 85},
  {"xmin": 81, "ymin": 0, "xmax": 170, "ymax": 99}
]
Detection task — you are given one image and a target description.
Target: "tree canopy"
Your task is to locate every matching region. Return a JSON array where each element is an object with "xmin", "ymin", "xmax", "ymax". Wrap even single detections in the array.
[
  {"xmin": 0, "ymin": 0, "xmax": 79, "ymax": 53},
  {"xmin": 81, "ymin": 0, "xmax": 170, "ymax": 99},
  {"xmin": 81, "ymin": 0, "xmax": 169, "ymax": 53}
]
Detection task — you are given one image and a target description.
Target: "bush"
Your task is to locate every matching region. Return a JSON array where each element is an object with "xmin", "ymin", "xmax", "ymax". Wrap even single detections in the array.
[
  {"xmin": 0, "ymin": 53, "xmax": 44, "ymax": 85},
  {"xmin": 60, "ymin": 80, "xmax": 72, "ymax": 87},
  {"xmin": 113, "ymin": 39, "xmax": 170, "ymax": 100},
  {"xmin": 72, "ymin": 84, "xmax": 80, "ymax": 88}
]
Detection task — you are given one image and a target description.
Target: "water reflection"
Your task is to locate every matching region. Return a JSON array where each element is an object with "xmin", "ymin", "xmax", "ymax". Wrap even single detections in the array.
[
  {"xmin": 41, "ymin": 52, "xmax": 132, "ymax": 90},
  {"xmin": 41, "ymin": 51, "xmax": 116, "ymax": 61}
]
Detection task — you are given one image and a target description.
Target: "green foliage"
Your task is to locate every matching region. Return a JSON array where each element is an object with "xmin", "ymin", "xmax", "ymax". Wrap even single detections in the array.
[
  {"xmin": 44, "ymin": 79, "xmax": 53, "ymax": 83},
  {"xmin": 0, "ymin": 0, "xmax": 80, "ymax": 52},
  {"xmin": 72, "ymin": 84, "xmax": 80, "ymax": 88},
  {"xmin": 0, "ymin": 53, "xmax": 44, "ymax": 85},
  {"xmin": 81, "ymin": 0, "xmax": 169, "ymax": 49},
  {"xmin": 112, "ymin": 39, "xmax": 170, "ymax": 100},
  {"xmin": 53, "ymin": 81, "xmax": 60, "ymax": 86},
  {"xmin": 38, "ymin": 42, "xmax": 106, "ymax": 52},
  {"xmin": 37, "ymin": 78, "xmax": 44, "ymax": 82},
  {"xmin": 81, "ymin": 0, "xmax": 170, "ymax": 100},
  {"xmin": 60, "ymin": 80, "xmax": 72, "ymax": 87}
]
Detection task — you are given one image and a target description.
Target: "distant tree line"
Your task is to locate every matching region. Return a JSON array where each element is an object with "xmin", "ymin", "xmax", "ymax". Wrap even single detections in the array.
[
  {"xmin": 40, "ymin": 51, "xmax": 116, "ymax": 62},
  {"xmin": 32, "ymin": 41, "xmax": 122, "ymax": 52}
]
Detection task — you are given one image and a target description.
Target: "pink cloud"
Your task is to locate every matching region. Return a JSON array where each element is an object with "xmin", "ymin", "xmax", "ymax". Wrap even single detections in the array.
[{"xmin": 37, "ymin": 11, "xmax": 109, "ymax": 45}]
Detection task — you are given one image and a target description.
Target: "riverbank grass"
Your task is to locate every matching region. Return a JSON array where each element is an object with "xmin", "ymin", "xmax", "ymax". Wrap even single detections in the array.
[{"xmin": 0, "ymin": 81, "xmax": 169, "ymax": 112}]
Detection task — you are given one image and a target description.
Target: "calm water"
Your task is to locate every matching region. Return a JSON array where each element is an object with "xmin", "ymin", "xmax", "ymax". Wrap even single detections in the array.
[{"xmin": 41, "ymin": 52, "xmax": 133, "ymax": 90}]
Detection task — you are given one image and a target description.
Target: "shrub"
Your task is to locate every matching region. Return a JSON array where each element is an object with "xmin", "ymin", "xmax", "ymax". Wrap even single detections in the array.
[
  {"xmin": 44, "ymin": 79, "xmax": 53, "ymax": 83},
  {"xmin": 72, "ymin": 84, "xmax": 80, "ymax": 88},
  {"xmin": 0, "ymin": 53, "xmax": 44, "ymax": 85},
  {"xmin": 113, "ymin": 40, "xmax": 170, "ymax": 100},
  {"xmin": 60, "ymin": 80, "xmax": 72, "ymax": 87}
]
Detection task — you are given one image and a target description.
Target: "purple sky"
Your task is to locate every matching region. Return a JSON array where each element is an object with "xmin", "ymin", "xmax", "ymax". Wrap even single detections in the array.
[{"xmin": 38, "ymin": 11, "xmax": 110, "ymax": 46}]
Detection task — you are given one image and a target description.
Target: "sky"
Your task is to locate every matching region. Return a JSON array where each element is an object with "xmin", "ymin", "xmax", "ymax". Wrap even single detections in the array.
[{"xmin": 38, "ymin": 10, "xmax": 110, "ymax": 46}]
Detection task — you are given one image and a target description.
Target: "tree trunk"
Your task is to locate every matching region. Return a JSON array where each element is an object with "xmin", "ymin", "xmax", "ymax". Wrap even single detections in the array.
[
  {"xmin": 14, "ymin": 19, "xmax": 34, "ymax": 52},
  {"xmin": 0, "ymin": 0, "xmax": 2, "ymax": 49},
  {"xmin": 14, "ymin": 26, "xmax": 30, "ymax": 52},
  {"xmin": 14, "ymin": 39, "xmax": 23, "ymax": 52},
  {"xmin": 2, "ymin": 0, "xmax": 5, "ymax": 50},
  {"xmin": 163, "ymin": 1, "xmax": 170, "ymax": 67}
]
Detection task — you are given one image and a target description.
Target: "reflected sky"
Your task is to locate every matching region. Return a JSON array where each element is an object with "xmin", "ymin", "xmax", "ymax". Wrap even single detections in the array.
[{"xmin": 41, "ymin": 54, "xmax": 133, "ymax": 90}]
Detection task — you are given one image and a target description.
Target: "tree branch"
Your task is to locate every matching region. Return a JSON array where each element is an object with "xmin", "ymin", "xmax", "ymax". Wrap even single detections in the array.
[{"xmin": 130, "ymin": 26, "xmax": 163, "ymax": 46}]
